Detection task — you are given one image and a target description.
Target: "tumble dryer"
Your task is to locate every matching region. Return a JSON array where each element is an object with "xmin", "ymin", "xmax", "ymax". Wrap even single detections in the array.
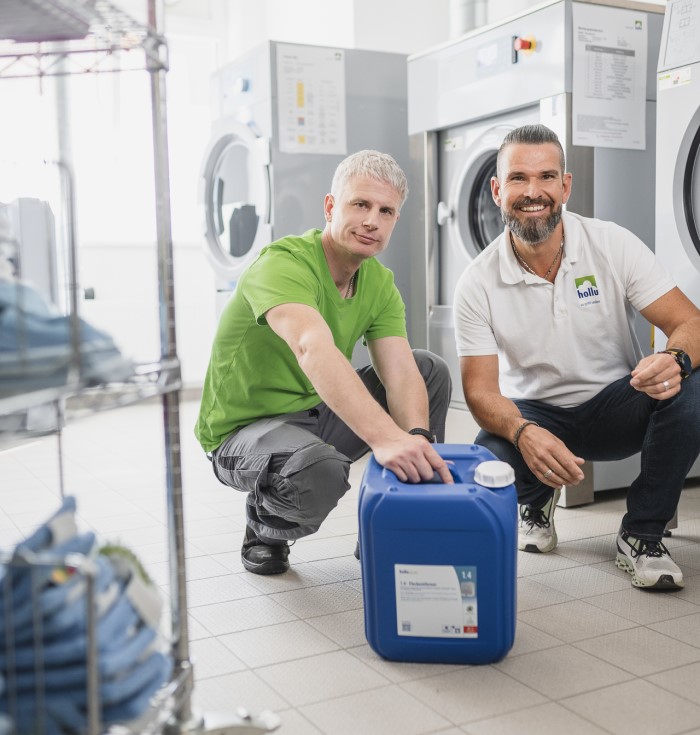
[
  {"xmin": 200, "ymin": 41, "xmax": 414, "ymax": 341},
  {"xmin": 656, "ymin": 0, "xmax": 700, "ymax": 321},
  {"xmin": 407, "ymin": 0, "xmax": 665, "ymax": 502}
]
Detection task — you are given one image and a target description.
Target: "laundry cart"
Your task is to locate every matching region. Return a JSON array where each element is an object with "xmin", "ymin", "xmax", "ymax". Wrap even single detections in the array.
[
  {"xmin": 0, "ymin": 1, "xmax": 278, "ymax": 733},
  {"xmin": 0, "ymin": 500, "xmax": 176, "ymax": 735}
]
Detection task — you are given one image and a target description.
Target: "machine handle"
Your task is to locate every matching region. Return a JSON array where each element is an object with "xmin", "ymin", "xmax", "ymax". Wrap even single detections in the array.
[{"xmin": 436, "ymin": 201, "xmax": 453, "ymax": 226}]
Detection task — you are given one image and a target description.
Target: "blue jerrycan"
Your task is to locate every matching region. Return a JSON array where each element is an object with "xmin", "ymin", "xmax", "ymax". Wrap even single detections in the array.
[{"xmin": 358, "ymin": 444, "xmax": 517, "ymax": 664}]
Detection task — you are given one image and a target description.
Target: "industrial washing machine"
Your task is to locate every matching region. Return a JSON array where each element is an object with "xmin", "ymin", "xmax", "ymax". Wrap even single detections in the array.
[
  {"xmin": 200, "ymin": 41, "xmax": 414, "ymax": 346},
  {"xmin": 407, "ymin": 0, "xmax": 666, "ymax": 504},
  {"xmin": 656, "ymin": 0, "xmax": 700, "ymax": 318},
  {"xmin": 654, "ymin": 0, "xmax": 700, "ymax": 503}
]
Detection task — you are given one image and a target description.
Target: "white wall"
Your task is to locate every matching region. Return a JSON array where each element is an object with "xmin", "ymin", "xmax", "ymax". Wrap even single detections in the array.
[
  {"xmin": 488, "ymin": 0, "xmax": 551, "ymax": 24},
  {"xmin": 217, "ymin": 0, "xmax": 450, "ymax": 58},
  {"xmin": 487, "ymin": 0, "xmax": 666, "ymax": 25}
]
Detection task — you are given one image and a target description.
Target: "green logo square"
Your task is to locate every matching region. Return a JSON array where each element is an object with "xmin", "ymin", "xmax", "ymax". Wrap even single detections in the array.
[{"xmin": 575, "ymin": 275, "xmax": 597, "ymax": 289}]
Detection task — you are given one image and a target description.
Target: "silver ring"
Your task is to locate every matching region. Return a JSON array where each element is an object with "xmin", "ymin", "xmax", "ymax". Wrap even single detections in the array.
[
  {"xmin": 543, "ymin": 468, "xmax": 554, "ymax": 480},
  {"xmin": 663, "ymin": 380, "xmax": 670, "ymax": 391}
]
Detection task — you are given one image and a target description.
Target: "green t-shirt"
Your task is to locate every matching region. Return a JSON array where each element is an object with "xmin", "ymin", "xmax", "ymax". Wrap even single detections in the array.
[{"xmin": 195, "ymin": 229, "xmax": 407, "ymax": 452}]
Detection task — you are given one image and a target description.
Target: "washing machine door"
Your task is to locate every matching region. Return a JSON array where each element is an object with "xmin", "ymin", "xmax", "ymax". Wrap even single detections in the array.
[
  {"xmin": 448, "ymin": 125, "xmax": 514, "ymax": 259},
  {"xmin": 437, "ymin": 124, "xmax": 514, "ymax": 307},
  {"xmin": 674, "ymin": 106, "xmax": 700, "ymax": 273},
  {"xmin": 201, "ymin": 120, "xmax": 272, "ymax": 282}
]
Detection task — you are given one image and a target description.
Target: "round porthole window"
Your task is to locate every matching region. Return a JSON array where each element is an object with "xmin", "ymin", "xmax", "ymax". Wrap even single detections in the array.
[
  {"xmin": 681, "ymin": 121, "xmax": 700, "ymax": 262},
  {"xmin": 210, "ymin": 140, "xmax": 258, "ymax": 258},
  {"xmin": 201, "ymin": 122, "xmax": 270, "ymax": 280},
  {"xmin": 466, "ymin": 152, "xmax": 502, "ymax": 253}
]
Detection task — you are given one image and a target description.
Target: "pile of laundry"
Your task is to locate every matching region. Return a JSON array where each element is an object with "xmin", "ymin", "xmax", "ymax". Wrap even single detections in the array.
[
  {"xmin": 0, "ymin": 199, "xmax": 133, "ymax": 401},
  {"xmin": 0, "ymin": 497, "xmax": 172, "ymax": 735},
  {"xmin": 0, "ymin": 276, "xmax": 135, "ymax": 400}
]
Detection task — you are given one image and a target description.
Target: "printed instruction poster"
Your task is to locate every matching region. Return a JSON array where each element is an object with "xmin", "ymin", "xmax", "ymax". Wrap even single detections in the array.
[
  {"xmin": 572, "ymin": 4, "xmax": 648, "ymax": 149},
  {"xmin": 276, "ymin": 43, "xmax": 347, "ymax": 155}
]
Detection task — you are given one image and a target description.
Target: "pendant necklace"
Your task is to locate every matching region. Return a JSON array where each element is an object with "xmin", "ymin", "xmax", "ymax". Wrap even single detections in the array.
[
  {"xmin": 344, "ymin": 272, "xmax": 356, "ymax": 299},
  {"xmin": 323, "ymin": 228, "xmax": 356, "ymax": 298},
  {"xmin": 510, "ymin": 231, "xmax": 564, "ymax": 282}
]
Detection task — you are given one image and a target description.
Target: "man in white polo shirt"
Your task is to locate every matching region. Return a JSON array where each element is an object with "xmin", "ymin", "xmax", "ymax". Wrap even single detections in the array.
[{"xmin": 454, "ymin": 124, "xmax": 700, "ymax": 591}]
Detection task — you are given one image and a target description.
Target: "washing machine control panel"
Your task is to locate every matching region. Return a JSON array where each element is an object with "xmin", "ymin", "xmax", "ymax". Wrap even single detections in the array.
[
  {"xmin": 659, "ymin": 0, "xmax": 700, "ymax": 72},
  {"xmin": 408, "ymin": 2, "xmax": 565, "ymax": 134}
]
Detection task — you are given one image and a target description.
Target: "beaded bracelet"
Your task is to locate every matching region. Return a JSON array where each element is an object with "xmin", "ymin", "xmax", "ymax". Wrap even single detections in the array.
[
  {"xmin": 408, "ymin": 427, "xmax": 436, "ymax": 443},
  {"xmin": 512, "ymin": 420, "xmax": 539, "ymax": 453}
]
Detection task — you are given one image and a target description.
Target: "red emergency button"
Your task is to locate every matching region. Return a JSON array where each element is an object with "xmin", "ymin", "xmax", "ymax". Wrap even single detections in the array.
[{"xmin": 513, "ymin": 37, "xmax": 534, "ymax": 51}]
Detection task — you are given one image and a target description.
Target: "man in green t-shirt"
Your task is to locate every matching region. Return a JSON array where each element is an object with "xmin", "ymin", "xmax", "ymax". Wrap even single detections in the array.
[{"xmin": 195, "ymin": 150, "xmax": 453, "ymax": 575}]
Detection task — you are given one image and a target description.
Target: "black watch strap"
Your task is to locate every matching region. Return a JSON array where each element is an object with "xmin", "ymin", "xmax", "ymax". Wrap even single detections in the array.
[
  {"xmin": 661, "ymin": 349, "xmax": 692, "ymax": 379},
  {"xmin": 408, "ymin": 427, "xmax": 436, "ymax": 443}
]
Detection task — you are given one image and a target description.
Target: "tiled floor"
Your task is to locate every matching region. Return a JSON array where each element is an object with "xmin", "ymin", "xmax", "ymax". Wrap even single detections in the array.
[{"xmin": 2, "ymin": 399, "xmax": 700, "ymax": 735}]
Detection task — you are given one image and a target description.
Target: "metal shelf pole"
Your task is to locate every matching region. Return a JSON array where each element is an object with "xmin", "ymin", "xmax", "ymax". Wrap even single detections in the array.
[{"xmin": 146, "ymin": 0, "xmax": 196, "ymax": 729}]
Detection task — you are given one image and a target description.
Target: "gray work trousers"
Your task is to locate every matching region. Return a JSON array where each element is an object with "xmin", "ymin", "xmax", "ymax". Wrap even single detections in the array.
[{"xmin": 210, "ymin": 349, "xmax": 452, "ymax": 542}]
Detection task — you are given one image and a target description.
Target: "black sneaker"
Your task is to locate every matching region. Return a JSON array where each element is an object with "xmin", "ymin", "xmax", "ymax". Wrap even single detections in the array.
[
  {"xmin": 241, "ymin": 525, "xmax": 290, "ymax": 575},
  {"xmin": 354, "ymin": 539, "xmax": 360, "ymax": 560}
]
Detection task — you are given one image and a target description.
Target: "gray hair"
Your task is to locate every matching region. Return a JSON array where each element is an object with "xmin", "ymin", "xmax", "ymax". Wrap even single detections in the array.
[
  {"xmin": 331, "ymin": 150, "xmax": 409, "ymax": 209},
  {"xmin": 497, "ymin": 124, "xmax": 566, "ymax": 179}
]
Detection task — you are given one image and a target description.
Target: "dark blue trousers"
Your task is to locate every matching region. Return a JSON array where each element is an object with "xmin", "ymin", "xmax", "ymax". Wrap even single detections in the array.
[{"xmin": 476, "ymin": 370, "xmax": 700, "ymax": 540}]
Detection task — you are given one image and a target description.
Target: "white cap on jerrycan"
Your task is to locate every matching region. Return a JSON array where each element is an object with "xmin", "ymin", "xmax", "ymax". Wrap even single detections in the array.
[{"xmin": 474, "ymin": 461, "xmax": 515, "ymax": 488}]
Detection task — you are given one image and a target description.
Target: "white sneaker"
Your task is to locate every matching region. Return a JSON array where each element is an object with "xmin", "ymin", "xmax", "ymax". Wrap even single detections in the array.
[
  {"xmin": 518, "ymin": 487, "xmax": 561, "ymax": 553},
  {"xmin": 616, "ymin": 528, "xmax": 684, "ymax": 590}
]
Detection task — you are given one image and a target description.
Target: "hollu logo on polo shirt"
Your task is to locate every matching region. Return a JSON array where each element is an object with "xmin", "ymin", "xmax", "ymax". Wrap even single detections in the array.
[{"xmin": 575, "ymin": 275, "xmax": 601, "ymax": 308}]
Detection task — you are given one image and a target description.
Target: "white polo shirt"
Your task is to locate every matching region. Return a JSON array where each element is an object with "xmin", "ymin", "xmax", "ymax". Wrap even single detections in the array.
[{"xmin": 454, "ymin": 211, "xmax": 675, "ymax": 407}]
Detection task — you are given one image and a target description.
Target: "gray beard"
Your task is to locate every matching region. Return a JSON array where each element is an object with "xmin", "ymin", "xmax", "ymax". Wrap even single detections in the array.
[{"xmin": 502, "ymin": 205, "xmax": 562, "ymax": 245}]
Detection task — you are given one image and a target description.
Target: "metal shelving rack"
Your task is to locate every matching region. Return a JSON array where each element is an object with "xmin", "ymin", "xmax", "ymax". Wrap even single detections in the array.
[{"xmin": 0, "ymin": 2, "xmax": 278, "ymax": 733}]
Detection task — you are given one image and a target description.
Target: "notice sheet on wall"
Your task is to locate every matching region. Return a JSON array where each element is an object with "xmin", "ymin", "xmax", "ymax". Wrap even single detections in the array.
[
  {"xmin": 572, "ymin": 4, "xmax": 648, "ymax": 150},
  {"xmin": 276, "ymin": 43, "xmax": 347, "ymax": 155}
]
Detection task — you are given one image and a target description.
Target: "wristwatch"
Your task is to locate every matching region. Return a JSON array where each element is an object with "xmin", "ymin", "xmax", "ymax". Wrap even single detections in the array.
[
  {"xmin": 408, "ymin": 427, "xmax": 436, "ymax": 443},
  {"xmin": 661, "ymin": 348, "xmax": 693, "ymax": 379}
]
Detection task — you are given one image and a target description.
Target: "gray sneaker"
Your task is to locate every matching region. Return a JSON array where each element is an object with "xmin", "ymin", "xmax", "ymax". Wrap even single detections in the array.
[
  {"xmin": 518, "ymin": 487, "xmax": 561, "ymax": 553},
  {"xmin": 616, "ymin": 528, "xmax": 684, "ymax": 590}
]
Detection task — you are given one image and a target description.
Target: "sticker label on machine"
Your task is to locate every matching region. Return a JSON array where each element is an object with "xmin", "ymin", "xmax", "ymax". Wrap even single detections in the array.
[{"xmin": 395, "ymin": 564, "xmax": 478, "ymax": 638}]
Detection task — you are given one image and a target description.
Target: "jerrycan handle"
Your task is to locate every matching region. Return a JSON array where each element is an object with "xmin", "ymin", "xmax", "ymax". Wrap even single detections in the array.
[
  {"xmin": 426, "ymin": 465, "xmax": 463, "ymax": 484},
  {"xmin": 474, "ymin": 460, "xmax": 515, "ymax": 489}
]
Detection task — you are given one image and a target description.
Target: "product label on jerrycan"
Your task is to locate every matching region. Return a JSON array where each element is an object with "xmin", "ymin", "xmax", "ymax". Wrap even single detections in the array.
[{"xmin": 394, "ymin": 564, "xmax": 478, "ymax": 638}]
